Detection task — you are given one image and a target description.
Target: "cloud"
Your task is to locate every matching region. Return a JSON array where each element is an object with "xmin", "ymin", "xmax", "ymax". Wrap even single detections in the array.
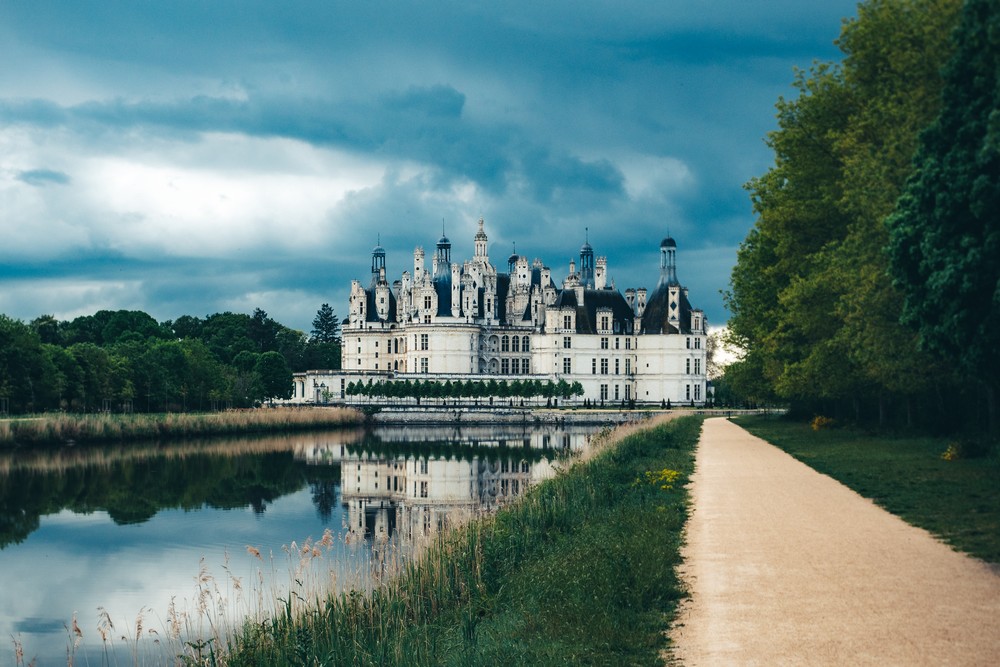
[
  {"xmin": 15, "ymin": 168, "xmax": 70, "ymax": 186},
  {"xmin": 0, "ymin": 0, "xmax": 861, "ymax": 332}
]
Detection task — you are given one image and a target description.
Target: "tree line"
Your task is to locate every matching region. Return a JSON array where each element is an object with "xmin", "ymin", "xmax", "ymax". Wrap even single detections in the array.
[
  {"xmin": 344, "ymin": 378, "xmax": 585, "ymax": 403},
  {"xmin": 0, "ymin": 304, "xmax": 342, "ymax": 414},
  {"xmin": 724, "ymin": 0, "xmax": 999, "ymax": 434}
]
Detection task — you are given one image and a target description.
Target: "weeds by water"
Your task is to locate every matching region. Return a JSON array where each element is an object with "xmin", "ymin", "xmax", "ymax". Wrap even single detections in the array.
[
  {"xmin": 222, "ymin": 415, "xmax": 701, "ymax": 665},
  {"xmin": 737, "ymin": 415, "xmax": 1000, "ymax": 563},
  {"xmin": 0, "ymin": 407, "xmax": 362, "ymax": 447}
]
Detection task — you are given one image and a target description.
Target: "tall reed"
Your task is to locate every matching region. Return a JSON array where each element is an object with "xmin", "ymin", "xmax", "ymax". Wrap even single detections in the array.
[{"xmin": 0, "ymin": 408, "xmax": 363, "ymax": 447}]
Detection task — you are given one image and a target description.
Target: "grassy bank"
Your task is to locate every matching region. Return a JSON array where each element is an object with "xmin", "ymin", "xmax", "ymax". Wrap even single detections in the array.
[
  {"xmin": 222, "ymin": 415, "xmax": 701, "ymax": 665},
  {"xmin": 736, "ymin": 415, "xmax": 1000, "ymax": 563},
  {"xmin": 0, "ymin": 407, "xmax": 363, "ymax": 447}
]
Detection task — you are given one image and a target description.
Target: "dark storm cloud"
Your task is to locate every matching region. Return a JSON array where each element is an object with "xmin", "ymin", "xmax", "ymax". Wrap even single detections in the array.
[
  {"xmin": 0, "ymin": 0, "xmax": 860, "ymax": 330},
  {"xmin": 0, "ymin": 89, "xmax": 628, "ymax": 204}
]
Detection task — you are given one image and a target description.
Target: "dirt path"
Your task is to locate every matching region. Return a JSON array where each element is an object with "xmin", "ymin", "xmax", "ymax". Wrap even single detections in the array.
[{"xmin": 669, "ymin": 417, "xmax": 1000, "ymax": 666}]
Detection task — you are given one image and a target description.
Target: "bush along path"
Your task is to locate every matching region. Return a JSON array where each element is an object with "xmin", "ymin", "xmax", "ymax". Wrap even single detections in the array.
[{"xmin": 223, "ymin": 415, "xmax": 701, "ymax": 666}]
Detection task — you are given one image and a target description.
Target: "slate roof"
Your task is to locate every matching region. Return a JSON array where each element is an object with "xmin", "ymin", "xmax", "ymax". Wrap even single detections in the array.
[
  {"xmin": 554, "ymin": 287, "xmax": 636, "ymax": 335},
  {"xmin": 639, "ymin": 283, "xmax": 694, "ymax": 334}
]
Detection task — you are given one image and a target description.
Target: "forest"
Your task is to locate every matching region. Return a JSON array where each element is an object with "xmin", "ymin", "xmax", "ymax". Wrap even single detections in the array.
[
  {"xmin": 723, "ymin": 0, "xmax": 999, "ymax": 434},
  {"xmin": 0, "ymin": 304, "xmax": 342, "ymax": 413}
]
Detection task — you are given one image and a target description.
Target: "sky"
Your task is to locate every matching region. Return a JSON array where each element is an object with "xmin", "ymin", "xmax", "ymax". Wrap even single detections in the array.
[{"xmin": 0, "ymin": 1, "xmax": 860, "ymax": 334}]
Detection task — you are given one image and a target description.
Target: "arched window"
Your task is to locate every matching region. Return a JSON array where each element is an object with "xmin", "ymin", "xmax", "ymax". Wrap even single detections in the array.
[
  {"xmin": 512, "ymin": 335, "xmax": 520, "ymax": 352},
  {"xmin": 522, "ymin": 336, "xmax": 530, "ymax": 351},
  {"xmin": 501, "ymin": 335, "xmax": 510, "ymax": 352}
]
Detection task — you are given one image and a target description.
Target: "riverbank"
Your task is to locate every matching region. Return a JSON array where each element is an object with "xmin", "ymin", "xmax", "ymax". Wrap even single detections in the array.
[
  {"xmin": 0, "ymin": 407, "xmax": 363, "ymax": 447},
  {"xmin": 222, "ymin": 415, "xmax": 701, "ymax": 665},
  {"xmin": 364, "ymin": 405, "xmax": 771, "ymax": 426}
]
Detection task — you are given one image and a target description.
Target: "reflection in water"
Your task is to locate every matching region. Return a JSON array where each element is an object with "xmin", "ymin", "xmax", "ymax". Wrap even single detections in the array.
[
  {"xmin": 296, "ymin": 424, "xmax": 593, "ymax": 558},
  {"xmin": 0, "ymin": 423, "xmax": 596, "ymax": 663}
]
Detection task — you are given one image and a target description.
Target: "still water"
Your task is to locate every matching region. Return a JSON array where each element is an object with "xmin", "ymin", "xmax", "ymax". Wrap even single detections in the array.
[{"xmin": 0, "ymin": 423, "xmax": 597, "ymax": 664}]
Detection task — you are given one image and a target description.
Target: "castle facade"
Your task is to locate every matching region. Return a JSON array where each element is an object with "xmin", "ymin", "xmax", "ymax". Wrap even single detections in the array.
[{"xmin": 290, "ymin": 219, "xmax": 707, "ymax": 405}]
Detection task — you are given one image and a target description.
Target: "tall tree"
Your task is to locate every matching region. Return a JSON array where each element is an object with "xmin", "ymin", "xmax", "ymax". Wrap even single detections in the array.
[
  {"xmin": 311, "ymin": 304, "xmax": 341, "ymax": 344},
  {"xmin": 887, "ymin": 0, "xmax": 1000, "ymax": 432}
]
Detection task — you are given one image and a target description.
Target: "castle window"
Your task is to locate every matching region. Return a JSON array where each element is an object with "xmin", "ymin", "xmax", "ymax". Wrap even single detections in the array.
[
  {"xmin": 601, "ymin": 316, "xmax": 609, "ymax": 331},
  {"xmin": 615, "ymin": 359, "xmax": 620, "ymax": 375},
  {"xmin": 420, "ymin": 334, "xmax": 429, "ymax": 351},
  {"xmin": 614, "ymin": 385, "xmax": 620, "ymax": 400},
  {"xmin": 600, "ymin": 384, "xmax": 608, "ymax": 400},
  {"xmin": 563, "ymin": 358, "xmax": 572, "ymax": 374},
  {"xmin": 424, "ymin": 296, "xmax": 432, "ymax": 310},
  {"xmin": 625, "ymin": 359, "xmax": 631, "ymax": 374},
  {"xmin": 600, "ymin": 337, "xmax": 609, "ymax": 350},
  {"xmin": 686, "ymin": 384, "xmax": 691, "ymax": 400},
  {"xmin": 615, "ymin": 338, "xmax": 620, "ymax": 349},
  {"xmin": 686, "ymin": 337, "xmax": 691, "ymax": 349},
  {"xmin": 625, "ymin": 338, "xmax": 631, "ymax": 350},
  {"xmin": 695, "ymin": 337, "xmax": 701, "ymax": 349},
  {"xmin": 686, "ymin": 359, "xmax": 691, "ymax": 374},
  {"xmin": 563, "ymin": 315, "xmax": 572, "ymax": 330},
  {"xmin": 600, "ymin": 359, "xmax": 608, "ymax": 375},
  {"xmin": 592, "ymin": 358, "xmax": 597, "ymax": 374},
  {"xmin": 522, "ymin": 336, "xmax": 530, "ymax": 351},
  {"xmin": 502, "ymin": 336, "xmax": 510, "ymax": 352},
  {"xmin": 512, "ymin": 336, "xmax": 520, "ymax": 352},
  {"xmin": 694, "ymin": 384, "xmax": 701, "ymax": 400},
  {"xmin": 563, "ymin": 336, "xmax": 572, "ymax": 349},
  {"xmin": 502, "ymin": 359, "xmax": 509, "ymax": 374},
  {"xmin": 694, "ymin": 359, "xmax": 701, "ymax": 375},
  {"xmin": 420, "ymin": 357, "xmax": 429, "ymax": 373}
]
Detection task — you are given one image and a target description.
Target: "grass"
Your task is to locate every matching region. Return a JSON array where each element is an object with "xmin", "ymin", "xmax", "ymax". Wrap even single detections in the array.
[
  {"xmin": 0, "ymin": 407, "xmax": 364, "ymax": 447},
  {"xmin": 221, "ymin": 415, "xmax": 702, "ymax": 666},
  {"xmin": 736, "ymin": 415, "xmax": 1000, "ymax": 563}
]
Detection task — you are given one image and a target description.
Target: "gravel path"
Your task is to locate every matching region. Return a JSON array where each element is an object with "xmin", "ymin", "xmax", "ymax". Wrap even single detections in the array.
[{"xmin": 669, "ymin": 417, "xmax": 1000, "ymax": 666}]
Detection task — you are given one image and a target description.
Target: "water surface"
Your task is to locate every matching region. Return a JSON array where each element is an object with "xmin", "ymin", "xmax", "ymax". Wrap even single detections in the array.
[{"xmin": 0, "ymin": 423, "xmax": 595, "ymax": 664}]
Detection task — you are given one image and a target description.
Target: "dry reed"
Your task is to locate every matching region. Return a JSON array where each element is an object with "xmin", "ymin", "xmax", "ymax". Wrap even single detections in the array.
[{"xmin": 0, "ymin": 408, "xmax": 363, "ymax": 447}]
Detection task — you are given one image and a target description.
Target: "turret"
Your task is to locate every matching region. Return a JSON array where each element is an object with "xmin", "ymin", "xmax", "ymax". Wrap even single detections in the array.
[
  {"xmin": 413, "ymin": 247, "xmax": 425, "ymax": 284},
  {"xmin": 579, "ymin": 232, "xmax": 594, "ymax": 288},
  {"xmin": 474, "ymin": 218, "xmax": 488, "ymax": 259},
  {"xmin": 659, "ymin": 236, "xmax": 678, "ymax": 287},
  {"xmin": 371, "ymin": 237, "xmax": 386, "ymax": 287},
  {"xmin": 434, "ymin": 227, "xmax": 451, "ymax": 280},
  {"xmin": 595, "ymin": 256, "xmax": 607, "ymax": 289}
]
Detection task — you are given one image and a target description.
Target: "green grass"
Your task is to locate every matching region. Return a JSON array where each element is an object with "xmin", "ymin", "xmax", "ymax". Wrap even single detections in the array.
[
  {"xmin": 736, "ymin": 415, "xmax": 1000, "ymax": 563},
  {"xmin": 222, "ymin": 416, "xmax": 702, "ymax": 666}
]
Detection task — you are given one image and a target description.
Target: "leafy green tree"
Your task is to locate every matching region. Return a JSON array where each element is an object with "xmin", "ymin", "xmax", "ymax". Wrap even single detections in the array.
[
  {"xmin": 31, "ymin": 315, "xmax": 62, "ymax": 345},
  {"xmin": 727, "ymin": 0, "xmax": 961, "ymax": 422},
  {"xmin": 887, "ymin": 0, "xmax": 1000, "ymax": 433},
  {"xmin": 248, "ymin": 308, "xmax": 280, "ymax": 353},
  {"xmin": 254, "ymin": 351, "xmax": 292, "ymax": 402}
]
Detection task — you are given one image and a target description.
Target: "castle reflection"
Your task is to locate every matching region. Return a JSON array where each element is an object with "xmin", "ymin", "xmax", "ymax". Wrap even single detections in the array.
[{"xmin": 294, "ymin": 423, "xmax": 595, "ymax": 551}]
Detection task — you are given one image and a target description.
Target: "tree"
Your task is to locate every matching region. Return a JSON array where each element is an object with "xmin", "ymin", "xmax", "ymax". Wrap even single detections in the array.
[
  {"xmin": 311, "ymin": 304, "xmax": 341, "ymax": 344},
  {"xmin": 727, "ymin": 0, "xmax": 961, "ymax": 422},
  {"xmin": 887, "ymin": 0, "xmax": 1000, "ymax": 433},
  {"xmin": 248, "ymin": 308, "xmax": 280, "ymax": 353},
  {"xmin": 254, "ymin": 351, "xmax": 292, "ymax": 402}
]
